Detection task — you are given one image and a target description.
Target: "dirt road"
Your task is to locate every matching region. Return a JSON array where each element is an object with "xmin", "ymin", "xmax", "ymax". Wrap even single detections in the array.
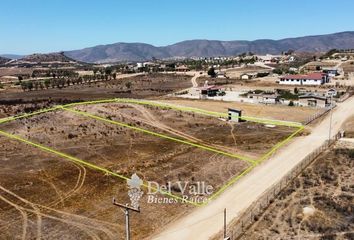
[
  {"xmin": 191, "ymin": 73, "xmax": 199, "ymax": 87},
  {"xmin": 152, "ymin": 96, "xmax": 354, "ymax": 240}
]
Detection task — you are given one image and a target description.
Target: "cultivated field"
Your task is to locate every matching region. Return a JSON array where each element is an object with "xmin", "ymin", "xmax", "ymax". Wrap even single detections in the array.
[
  {"xmin": 0, "ymin": 73, "xmax": 192, "ymax": 119},
  {"xmin": 0, "ymin": 99, "xmax": 300, "ymax": 239},
  {"xmin": 0, "ymin": 73, "xmax": 192, "ymax": 101}
]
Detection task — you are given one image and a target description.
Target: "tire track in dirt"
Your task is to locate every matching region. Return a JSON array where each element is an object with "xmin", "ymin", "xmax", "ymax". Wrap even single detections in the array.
[
  {"xmin": 0, "ymin": 186, "xmax": 42, "ymax": 239},
  {"xmin": 0, "ymin": 194, "xmax": 29, "ymax": 240},
  {"xmin": 120, "ymin": 104, "xmax": 251, "ymax": 158},
  {"xmin": 2, "ymin": 160, "xmax": 86, "ymax": 229},
  {"xmin": 0, "ymin": 186, "xmax": 117, "ymax": 239},
  {"xmin": 228, "ymin": 122, "xmax": 237, "ymax": 147},
  {"xmin": 0, "ymin": 159, "xmax": 117, "ymax": 239}
]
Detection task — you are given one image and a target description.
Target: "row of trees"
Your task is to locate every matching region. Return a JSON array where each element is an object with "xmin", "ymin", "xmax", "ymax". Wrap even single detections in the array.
[{"xmin": 19, "ymin": 72, "xmax": 118, "ymax": 91}]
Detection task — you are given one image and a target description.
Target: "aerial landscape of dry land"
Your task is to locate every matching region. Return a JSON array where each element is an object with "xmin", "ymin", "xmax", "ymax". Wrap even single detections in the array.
[
  {"xmin": 0, "ymin": 98, "xmax": 302, "ymax": 239},
  {"xmin": 2, "ymin": 1, "xmax": 354, "ymax": 239}
]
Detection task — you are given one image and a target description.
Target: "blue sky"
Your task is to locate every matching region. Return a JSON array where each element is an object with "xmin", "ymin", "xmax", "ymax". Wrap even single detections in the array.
[{"xmin": 1, "ymin": 0, "xmax": 354, "ymax": 54}]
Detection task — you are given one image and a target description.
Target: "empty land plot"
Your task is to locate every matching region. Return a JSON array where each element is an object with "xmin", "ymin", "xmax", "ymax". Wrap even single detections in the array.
[
  {"xmin": 0, "ymin": 109, "xmax": 252, "ymax": 239},
  {"xmin": 158, "ymin": 98, "xmax": 318, "ymax": 123},
  {"xmin": 240, "ymin": 145, "xmax": 354, "ymax": 240},
  {"xmin": 0, "ymin": 100, "xmax": 302, "ymax": 239},
  {"xmin": 0, "ymin": 136, "xmax": 193, "ymax": 239},
  {"xmin": 341, "ymin": 61, "xmax": 354, "ymax": 73},
  {"xmin": 73, "ymin": 102, "xmax": 295, "ymax": 159},
  {"xmin": 1, "ymin": 110, "xmax": 251, "ymax": 191}
]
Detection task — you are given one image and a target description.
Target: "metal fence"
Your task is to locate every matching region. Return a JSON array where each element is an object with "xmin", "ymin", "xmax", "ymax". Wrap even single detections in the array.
[
  {"xmin": 302, "ymin": 90, "xmax": 353, "ymax": 125},
  {"xmin": 303, "ymin": 105, "xmax": 335, "ymax": 125},
  {"xmin": 217, "ymin": 131, "xmax": 342, "ymax": 240}
]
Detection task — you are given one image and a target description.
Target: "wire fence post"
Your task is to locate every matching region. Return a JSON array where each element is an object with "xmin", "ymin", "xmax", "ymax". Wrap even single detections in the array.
[{"xmin": 225, "ymin": 131, "xmax": 341, "ymax": 240}]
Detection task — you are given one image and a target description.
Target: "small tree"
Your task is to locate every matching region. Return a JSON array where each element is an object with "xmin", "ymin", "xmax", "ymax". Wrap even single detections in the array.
[
  {"xmin": 21, "ymin": 82, "xmax": 27, "ymax": 91},
  {"xmin": 207, "ymin": 67, "xmax": 216, "ymax": 77},
  {"xmin": 105, "ymin": 68, "xmax": 112, "ymax": 76},
  {"xmin": 273, "ymin": 68, "xmax": 283, "ymax": 75},
  {"xmin": 44, "ymin": 79, "xmax": 50, "ymax": 89},
  {"xmin": 27, "ymin": 81, "xmax": 33, "ymax": 91},
  {"xmin": 288, "ymin": 101, "xmax": 294, "ymax": 106},
  {"xmin": 34, "ymin": 81, "xmax": 39, "ymax": 91},
  {"xmin": 125, "ymin": 81, "xmax": 132, "ymax": 89}
]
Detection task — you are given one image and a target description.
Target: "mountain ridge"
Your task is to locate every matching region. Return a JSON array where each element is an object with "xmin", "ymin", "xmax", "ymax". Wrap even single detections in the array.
[
  {"xmin": 4, "ymin": 31, "xmax": 354, "ymax": 63},
  {"xmin": 64, "ymin": 31, "xmax": 354, "ymax": 63}
]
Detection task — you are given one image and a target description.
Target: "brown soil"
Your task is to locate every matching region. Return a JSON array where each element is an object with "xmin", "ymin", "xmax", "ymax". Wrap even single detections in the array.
[
  {"xmin": 74, "ymin": 102, "xmax": 294, "ymax": 159},
  {"xmin": 342, "ymin": 115, "xmax": 354, "ymax": 138},
  {"xmin": 159, "ymin": 98, "xmax": 318, "ymax": 123},
  {"xmin": 0, "ymin": 73, "xmax": 192, "ymax": 118},
  {"xmin": 0, "ymin": 73, "xmax": 192, "ymax": 105},
  {"xmin": 240, "ymin": 145, "xmax": 354, "ymax": 240},
  {"xmin": 0, "ymin": 67, "xmax": 34, "ymax": 77},
  {"xmin": 0, "ymin": 106, "xmax": 255, "ymax": 239},
  {"xmin": 340, "ymin": 61, "xmax": 354, "ymax": 73}
]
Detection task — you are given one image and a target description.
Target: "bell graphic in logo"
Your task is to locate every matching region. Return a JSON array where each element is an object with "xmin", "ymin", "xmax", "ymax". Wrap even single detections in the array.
[{"xmin": 127, "ymin": 173, "xmax": 143, "ymax": 209}]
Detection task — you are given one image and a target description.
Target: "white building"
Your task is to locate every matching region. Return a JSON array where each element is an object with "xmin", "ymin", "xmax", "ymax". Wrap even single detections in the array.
[{"xmin": 279, "ymin": 73, "xmax": 329, "ymax": 86}]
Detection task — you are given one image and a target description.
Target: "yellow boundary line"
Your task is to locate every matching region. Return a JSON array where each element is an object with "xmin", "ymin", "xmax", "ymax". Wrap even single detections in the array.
[
  {"xmin": 0, "ymin": 129, "xmax": 201, "ymax": 207},
  {"xmin": 0, "ymin": 98, "xmax": 303, "ymax": 207},
  {"xmin": 256, "ymin": 126, "xmax": 304, "ymax": 163},
  {"xmin": 64, "ymin": 98, "xmax": 303, "ymax": 128},
  {"xmin": 199, "ymin": 126, "xmax": 303, "ymax": 206},
  {"xmin": 62, "ymin": 106, "xmax": 256, "ymax": 164}
]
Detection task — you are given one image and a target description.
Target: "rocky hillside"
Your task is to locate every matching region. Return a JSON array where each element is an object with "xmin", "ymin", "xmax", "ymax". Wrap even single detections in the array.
[
  {"xmin": 19, "ymin": 52, "xmax": 77, "ymax": 63},
  {"xmin": 0, "ymin": 57, "xmax": 11, "ymax": 64}
]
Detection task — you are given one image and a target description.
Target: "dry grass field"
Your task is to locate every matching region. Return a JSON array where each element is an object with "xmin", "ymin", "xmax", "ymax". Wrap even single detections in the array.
[
  {"xmin": 342, "ymin": 115, "xmax": 354, "ymax": 137},
  {"xmin": 0, "ymin": 67, "xmax": 34, "ymax": 77},
  {"xmin": 159, "ymin": 98, "xmax": 318, "ymax": 123},
  {"xmin": 0, "ymin": 100, "xmax": 298, "ymax": 239},
  {"xmin": 240, "ymin": 143, "xmax": 354, "ymax": 240},
  {"xmin": 341, "ymin": 61, "xmax": 354, "ymax": 73}
]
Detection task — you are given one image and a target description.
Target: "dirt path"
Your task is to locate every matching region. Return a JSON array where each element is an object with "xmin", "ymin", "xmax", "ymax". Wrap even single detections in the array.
[
  {"xmin": 151, "ymin": 96, "xmax": 354, "ymax": 240},
  {"xmin": 102, "ymin": 103, "xmax": 250, "ymax": 157},
  {"xmin": 191, "ymin": 74, "xmax": 199, "ymax": 88},
  {"xmin": 0, "ymin": 185, "xmax": 117, "ymax": 239}
]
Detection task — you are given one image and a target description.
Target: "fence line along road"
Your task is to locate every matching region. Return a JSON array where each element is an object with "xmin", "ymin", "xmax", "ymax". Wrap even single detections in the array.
[{"xmin": 213, "ymin": 131, "xmax": 343, "ymax": 240}]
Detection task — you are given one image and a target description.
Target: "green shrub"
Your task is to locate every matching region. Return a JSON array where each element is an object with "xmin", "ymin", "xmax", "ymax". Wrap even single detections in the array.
[{"xmin": 348, "ymin": 149, "xmax": 354, "ymax": 159}]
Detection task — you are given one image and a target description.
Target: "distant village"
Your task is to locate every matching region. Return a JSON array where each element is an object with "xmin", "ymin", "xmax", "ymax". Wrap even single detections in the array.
[{"xmin": 1, "ymin": 49, "xmax": 354, "ymax": 109}]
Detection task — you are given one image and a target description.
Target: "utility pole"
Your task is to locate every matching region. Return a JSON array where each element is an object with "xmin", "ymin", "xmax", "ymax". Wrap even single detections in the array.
[
  {"xmin": 112, "ymin": 198, "xmax": 140, "ymax": 240},
  {"xmin": 224, "ymin": 208, "xmax": 227, "ymax": 239},
  {"xmin": 328, "ymin": 95, "xmax": 333, "ymax": 143}
]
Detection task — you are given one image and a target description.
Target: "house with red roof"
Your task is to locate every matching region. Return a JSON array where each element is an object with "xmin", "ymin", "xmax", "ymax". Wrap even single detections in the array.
[
  {"xmin": 279, "ymin": 72, "xmax": 329, "ymax": 85},
  {"xmin": 198, "ymin": 85, "xmax": 222, "ymax": 97}
]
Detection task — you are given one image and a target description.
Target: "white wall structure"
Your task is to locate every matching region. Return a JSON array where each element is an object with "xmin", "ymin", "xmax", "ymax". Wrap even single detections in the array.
[{"xmin": 279, "ymin": 73, "xmax": 328, "ymax": 86}]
